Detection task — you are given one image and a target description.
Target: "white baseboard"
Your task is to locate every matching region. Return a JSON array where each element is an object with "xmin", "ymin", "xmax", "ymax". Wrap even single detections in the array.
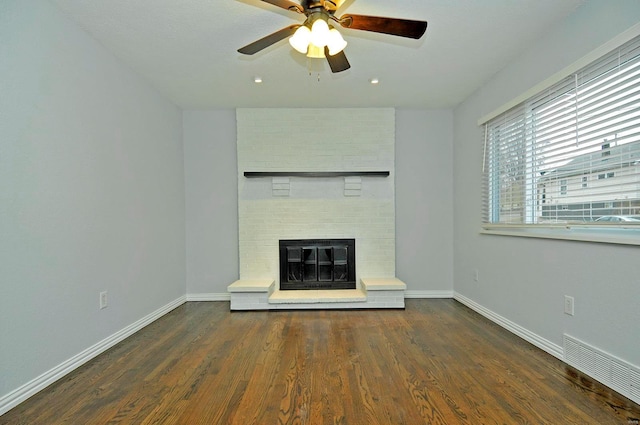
[
  {"xmin": 186, "ymin": 293, "xmax": 231, "ymax": 302},
  {"xmin": 453, "ymin": 292, "xmax": 564, "ymax": 360},
  {"xmin": 405, "ymin": 290, "xmax": 454, "ymax": 299},
  {"xmin": 0, "ymin": 295, "xmax": 186, "ymax": 416}
]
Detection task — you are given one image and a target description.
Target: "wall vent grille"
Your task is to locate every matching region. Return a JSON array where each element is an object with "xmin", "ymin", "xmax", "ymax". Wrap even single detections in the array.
[
  {"xmin": 564, "ymin": 334, "xmax": 640, "ymax": 405},
  {"xmin": 631, "ymin": 369, "xmax": 640, "ymax": 401}
]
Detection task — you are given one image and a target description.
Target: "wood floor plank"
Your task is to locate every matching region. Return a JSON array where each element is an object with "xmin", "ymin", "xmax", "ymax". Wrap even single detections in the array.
[{"xmin": 2, "ymin": 300, "xmax": 640, "ymax": 425}]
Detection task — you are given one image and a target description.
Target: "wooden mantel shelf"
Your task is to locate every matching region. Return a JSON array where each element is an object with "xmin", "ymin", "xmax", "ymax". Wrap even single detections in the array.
[{"xmin": 243, "ymin": 171, "xmax": 390, "ymax": 178}]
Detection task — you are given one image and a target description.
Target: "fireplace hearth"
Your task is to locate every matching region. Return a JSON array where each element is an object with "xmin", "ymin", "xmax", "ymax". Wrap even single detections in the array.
[{"xmin": 279, "ymin": 239, "xmax": 356, "ymax": 290}]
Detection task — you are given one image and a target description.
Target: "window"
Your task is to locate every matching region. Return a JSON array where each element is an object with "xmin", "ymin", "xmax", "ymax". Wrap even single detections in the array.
[
  {"xmin": 482, "ymin": 34, "xmax": 640, "ymax": 227},
  {"xmin": 598, "ymin": 172, "xmax": 615, "ymax": 180}
]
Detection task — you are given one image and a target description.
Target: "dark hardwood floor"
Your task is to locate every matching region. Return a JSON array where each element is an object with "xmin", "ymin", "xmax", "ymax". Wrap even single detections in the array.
[{"xmin": 2, "ymin": 299, "xmax": 639, "ymax": 424}]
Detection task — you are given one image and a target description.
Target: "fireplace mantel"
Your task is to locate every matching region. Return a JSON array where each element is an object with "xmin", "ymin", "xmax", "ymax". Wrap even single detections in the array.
[{"xmin": 243, "ymin": 171, "xmax": 389, "ymax": 178}]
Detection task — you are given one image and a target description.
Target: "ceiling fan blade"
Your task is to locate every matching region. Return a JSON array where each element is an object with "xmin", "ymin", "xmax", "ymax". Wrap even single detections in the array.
[
  {"xmin": 238, "ymin": 25, "xmax": 300, "ymax": 55},
  {"xmin": 260, "ymin": 0, "xmax": 304, "ymax": 13},
  {"xmin": 325, "ymin": 47, "xmax": 350, "ymax": 73},
  {"xmin": 339, "ymin": 14, "xmax": 428, "ymax": 39}
]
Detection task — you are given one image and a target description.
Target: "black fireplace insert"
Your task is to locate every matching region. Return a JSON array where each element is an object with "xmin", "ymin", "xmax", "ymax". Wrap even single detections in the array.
[{"xmin": 279, "ymin": 239, "xmax": 356, "ymax": 290}]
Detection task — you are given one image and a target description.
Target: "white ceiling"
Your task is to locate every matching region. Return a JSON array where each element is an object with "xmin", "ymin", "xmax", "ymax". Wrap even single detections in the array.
[{"xmin": 50, "ymin": 0, "xmax": 584, "ymax": 109}]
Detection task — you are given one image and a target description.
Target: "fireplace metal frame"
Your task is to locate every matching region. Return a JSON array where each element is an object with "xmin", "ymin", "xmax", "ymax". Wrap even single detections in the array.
[{"xmin": 279, "ymin": 239, "xmax": 356, "ymax": 290}]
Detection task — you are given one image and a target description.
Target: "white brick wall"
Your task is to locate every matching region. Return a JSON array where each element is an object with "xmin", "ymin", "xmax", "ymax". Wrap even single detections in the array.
[{"xmin": 237, "ymin": 108, "xmax": 395, "ymax": 288}]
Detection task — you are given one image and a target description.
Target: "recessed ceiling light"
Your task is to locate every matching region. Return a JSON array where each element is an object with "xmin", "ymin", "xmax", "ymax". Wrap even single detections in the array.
[
  {"xmin": 370, "ymin": 78, "xmax": 379, "ymax": 85},
  {"xmin": 254, "ymin": 77, "xmax": 263, "ymax": 84}
]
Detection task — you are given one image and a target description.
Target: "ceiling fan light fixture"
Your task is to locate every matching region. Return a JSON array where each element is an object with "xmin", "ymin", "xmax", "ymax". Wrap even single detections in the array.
[
  {"xmin": 289, "ymin": 25, "xmax": 311, "ymax": 54},
  {"xmin": 326, "ymin": 28, "xmax": 347, "ymax": 56},
  {"xmin": 310, "ymin": 18, "xmax": 330, "ymax": 47}
]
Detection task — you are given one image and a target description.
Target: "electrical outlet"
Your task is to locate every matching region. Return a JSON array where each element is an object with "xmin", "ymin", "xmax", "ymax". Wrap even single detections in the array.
[
  {"xmin": 564, "ymin": 295, "xmax": 574, "ymax": 316},
  {"xmin": 99, "ymin": 291, "xmax": 108, "ymax": 310},
  {"xmin": 473, "ymin": 269, "xmax": 479, "ymax": 282}
]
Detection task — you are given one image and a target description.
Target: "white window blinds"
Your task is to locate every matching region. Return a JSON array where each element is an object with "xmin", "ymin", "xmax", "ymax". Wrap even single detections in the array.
[{"xmin": 482, "ymin": 34, "xmax": 640, "ymax": 226}]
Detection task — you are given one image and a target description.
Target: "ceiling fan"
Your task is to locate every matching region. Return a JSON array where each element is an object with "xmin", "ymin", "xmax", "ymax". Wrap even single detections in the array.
[{"xmin": 238, "ymin": 0, "xmax": 428, "ymax": 73}]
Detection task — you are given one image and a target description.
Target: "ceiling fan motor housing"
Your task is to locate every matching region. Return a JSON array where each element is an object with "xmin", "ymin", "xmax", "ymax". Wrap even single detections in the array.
[
  {"xmin": 306, "ymin": 11, "xmax": 330, "ymax": 27},
  {"xmin": 302, "ymin": 1, "xmax": 336, "ymax": 13}
]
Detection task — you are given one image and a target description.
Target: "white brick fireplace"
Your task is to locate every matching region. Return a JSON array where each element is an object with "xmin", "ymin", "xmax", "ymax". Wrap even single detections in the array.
[{"xmin": 232, "ymin": 108, "xmax": 402, "ymax": 308}]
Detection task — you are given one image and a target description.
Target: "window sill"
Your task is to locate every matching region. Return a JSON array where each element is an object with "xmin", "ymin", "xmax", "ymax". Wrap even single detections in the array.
[{"xmin": 480, "ymin": 226, "xmax": 640, "ymax": 246}]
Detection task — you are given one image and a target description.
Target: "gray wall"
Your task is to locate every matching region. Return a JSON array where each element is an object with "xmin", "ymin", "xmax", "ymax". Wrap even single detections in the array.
[
  {"xmin": 396, "ymin": 110, "xmax": 454, "ymax": 293},
  {"xmin": 182, "ymin": 109, "xmax": 455, "ymax": 294},
  {"xmin": 1, "ymin": 0, "xmax": 185, "ymax": 398},
  {"xmin": 183, "ymin": 110, "xmax": 238, "ymax": 295},
  {"xmin": 453, "ymin": 1, "xmax": 640, "ymax": 365}
]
